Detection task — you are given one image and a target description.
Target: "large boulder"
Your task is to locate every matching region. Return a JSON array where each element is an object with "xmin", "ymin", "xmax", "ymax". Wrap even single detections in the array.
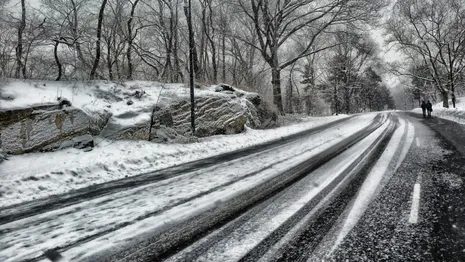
[
  {"xmin": 152, "ymin": 95, "xmax": 250, "ymax": 138},
  {"xmin": 88, "ymin": 110, "xmax": 113, "ymax": 136},
  {"xmin": 0, "ymin": 104, "xmax": 92, "ymax": 154},
  {"xmin": 243, "ymin": 94, "xmax": 278, "ymax": 129},
  {"xmin": 100, "ymin": 121, "xmax": 151, "ymax": 141},
  {"xmin": 99, "ymin": 109, "xmax": 152, "ymax": 141}
]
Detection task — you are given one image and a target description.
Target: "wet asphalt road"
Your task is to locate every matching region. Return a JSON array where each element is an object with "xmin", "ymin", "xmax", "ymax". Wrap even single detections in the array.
[{"xmin": 314, "ymin": 112, "xmax": 465, "ymax": 261}]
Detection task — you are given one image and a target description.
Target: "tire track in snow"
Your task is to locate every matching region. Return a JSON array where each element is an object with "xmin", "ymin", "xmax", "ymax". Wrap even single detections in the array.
[
  {"xmin": 164, "ymin": 115, "xmax": 394, "ymax": 262},
  {"xmin": 65, "ymin": 115, "xmax": 387, "ymax": 262},
  {"xmin": 316, "ymin": 116, "xmax": 411, "ymax": 258},
  {"xmin": 0, "ymin": 117, "xmax": 355, "ymax": 225}
]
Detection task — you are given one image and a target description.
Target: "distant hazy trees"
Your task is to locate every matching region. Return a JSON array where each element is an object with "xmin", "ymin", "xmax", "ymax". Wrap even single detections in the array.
[
  {"xmin": 0, "ymin": 0, "xmax": 393, "ymax": 114},
  {"xmin": 317, "ymin": 31, "xmax": 395, "ymax": 114}
]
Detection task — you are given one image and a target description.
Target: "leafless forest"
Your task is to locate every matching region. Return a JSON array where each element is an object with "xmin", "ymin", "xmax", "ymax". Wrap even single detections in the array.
[{"xmin": 1, "ymin": 0, "xmax": 464, "ymax": 113}]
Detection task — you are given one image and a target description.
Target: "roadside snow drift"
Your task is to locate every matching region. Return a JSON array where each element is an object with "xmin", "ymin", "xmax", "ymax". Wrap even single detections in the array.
[{"xmin": 412, "ymin": 97, "xmax": 465, "ymax": 125}]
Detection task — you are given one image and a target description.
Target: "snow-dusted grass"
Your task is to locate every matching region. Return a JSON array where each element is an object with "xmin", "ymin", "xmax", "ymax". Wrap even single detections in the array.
[
  {"xmin": 412, "ymin": 97, "xmax": 465, "ymax": 125},
  {"xmin": 0, "ymin": 113, "xmax": 348, "ymax": 208}
]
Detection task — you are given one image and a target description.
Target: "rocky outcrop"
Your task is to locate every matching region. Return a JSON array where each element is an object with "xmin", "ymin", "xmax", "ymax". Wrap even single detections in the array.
[
  {"xmin": 0, "ymin": 84, "xmax": 277, "ymax": 154},
  {"xmin": 102, "ymin": 122, "xmax": 151, "ymax": 141},
  {"xmin": 0, "ymin": 105, "xmax": 93, "ymax": 154},
  {"xmin": 58, "ymin": 134, "xmax": 95, "ymax": 152},
  {"xmin": 152, "ymin": 95, "xmax": 250, "ymax": 138},
  {"xmin": 243, "ymin": 93, "xmax": 278, "ymax": 129}
]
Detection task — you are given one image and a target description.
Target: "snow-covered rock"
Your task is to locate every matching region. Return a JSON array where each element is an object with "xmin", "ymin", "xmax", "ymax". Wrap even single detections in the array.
[
  {"xmin": 152, "ymin": 95, "xmax": 254, "ymax": 138},
  {"xmin": 0, "ymin": 105, "xmax": 92, "ymax": 154},
  {"xmin": 0, "ymin": 80, "xmax": 277, "ymax": 152}
]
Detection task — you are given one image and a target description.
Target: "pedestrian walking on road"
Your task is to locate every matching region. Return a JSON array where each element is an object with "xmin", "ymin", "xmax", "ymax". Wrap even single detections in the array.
[
  {"xmin": 421, "ymin": 100, "xmax": 427, "ymax": 117},
  {"xmin": 426, "ymin": 100, "xmax": 433, "ymax": 117}
]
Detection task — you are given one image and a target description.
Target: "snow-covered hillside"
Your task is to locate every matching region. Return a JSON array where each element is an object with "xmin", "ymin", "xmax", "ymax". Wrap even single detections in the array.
[{"xmin": 412, "ymin": 97, "xmax": 465, "ymax": 125}]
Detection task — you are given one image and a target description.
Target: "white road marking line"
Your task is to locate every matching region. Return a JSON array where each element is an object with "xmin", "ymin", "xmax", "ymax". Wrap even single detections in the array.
[
  {"xmin": 409, "ymin": 175, "xmax": 422, "ymax": 224},
  {"xmin": 416, "ymin": 137, "xmax": 421, "ymax": 147}
]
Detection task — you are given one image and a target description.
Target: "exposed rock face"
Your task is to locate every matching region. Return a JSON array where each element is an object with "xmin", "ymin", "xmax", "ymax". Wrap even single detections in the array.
[
  {"xmin": 102, "ymin": 122, "xmax": 151, "ymax": 141},
  {"xmin": 152, "ymin": 95, "xmax": 250, "ymax": 138},
  {"xmin": 0, "ymin": 84, "xmax": 276, "ymax": 154},
  {"xmin": 88, "ymin": 110, "xmax": 113, "ymax": 135},
  {"xmin": 243, "ymin": 94, "xmax": 278, "ymax": 129},
  {"xmin": 59, "ymin": 135, "xmax": 94, "ymax": 151},
  {"xmin": 215, "ymin": 83, "xmax": 235, "ymax": 92},
  {"xmin": 0, "ymin": 105, "xmax": 92, "ymax": 154}
]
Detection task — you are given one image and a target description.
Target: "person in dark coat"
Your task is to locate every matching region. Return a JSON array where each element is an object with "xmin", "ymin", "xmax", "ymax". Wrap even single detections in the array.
[
  {"xmin": 421, "ymin": 100, "xmax": 427, "ymax": 117},
  {"xmin": 426, "ymin": 100, "xmax": 433, "ymax": 117}
]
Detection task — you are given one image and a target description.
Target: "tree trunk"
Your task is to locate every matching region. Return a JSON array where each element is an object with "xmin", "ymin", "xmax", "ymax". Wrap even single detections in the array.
[
  {"xmin": 442, "ymin": 91, "xmax": 449, "ymax": 108},
  {"xmin": 15, "ymin": 0, "xmax": 26, "ymax": 78},
  {"xmin": 127, "ymin": 0, "xmax": 140, "ymax": 80},
  {"xmin": 271, "ymin": 66, "xmax": 284, "ymax": 115},
  {"xmin": 54, "ymin": 41, "xmax": 63, "ymax": 81},
  {"xmin": 173, "ymin": 2, "xmax": 182, "ymax": 82},
  {"xmin": 90, "ymin": 0, "xmax": 109, "ymax": 80},
  {"xmin": 222, "ymin": 32, "xmax": 226, "ymax": 82},
  {"xmin": 344, "ymin": 88, "xmax": 350, "ymax": 114},
  {"xmin": 22, "ymin": 42, "xmax": 31, "ymax": 79},
  {"xmin": 206, "ymin": 1, "xmax": 217, "ymax": 83},
  {"xmin": 183, "ymin": 5, "xmax": 201, "ymax": 81},
  {"xmin": 71, "ymin": 0, "xmax": 88, "ymax": 78},
  {"xmin": 286, "ymin": 80, "xmax": 293, "ymax": 114},
  {"xmin": 106, "ymin": 38, "xmax": 113, "ymax": 80},
  {"xmin": 334, "ymin": 83, "xmax": 339, "ymax": 115}
]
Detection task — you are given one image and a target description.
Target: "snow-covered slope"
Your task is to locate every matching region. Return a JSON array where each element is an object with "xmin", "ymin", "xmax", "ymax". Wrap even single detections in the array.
[
  {"xmin": 412, "ymin": 97, "xmax": 465, "ymax": 125},
  {"xmin": 0, "ymin": 114, "xmax": 348, "ymax": 208}
]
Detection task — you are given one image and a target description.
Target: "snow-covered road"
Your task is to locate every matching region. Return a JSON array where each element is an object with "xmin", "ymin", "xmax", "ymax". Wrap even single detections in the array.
[
  {"xmin": 0, "ymin": 113, "xmax": 389, "ymax": 262},
  {"xmin": 0, "ymin": 114, "xmax": 348, "ymax": 208},
  {"xmin": 165, "ymin": 115, "xmax": 395, "ymax": 262}
]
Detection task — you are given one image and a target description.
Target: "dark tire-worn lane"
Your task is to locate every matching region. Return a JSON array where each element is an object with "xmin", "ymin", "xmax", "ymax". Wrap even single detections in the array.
[{"xmin": 408, "ymin": 113, "xmax": 465, "ymax": 261}]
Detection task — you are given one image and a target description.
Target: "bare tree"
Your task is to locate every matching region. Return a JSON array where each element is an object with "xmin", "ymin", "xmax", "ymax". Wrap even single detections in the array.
[
  {"xmin": 235, "ymin": 0, "xmax": 385, "ymax": 114},
  {"xmin": 387, "ymin": 0, "xmax": 465, "ymax": 108},
  {"xmin": 15, "ymin": 0, "xmax": 26, "ymax": 78},
  {"xmin": 90, "ymin": 0, "xmax": 109, "ymax": 79},
  {"xmin": 126, "ymin": 0, "xmax": 140, "ymax": 80}
]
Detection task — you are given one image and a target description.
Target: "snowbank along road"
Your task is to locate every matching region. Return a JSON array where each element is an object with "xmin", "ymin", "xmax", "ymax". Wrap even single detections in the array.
[{"xmin": 1, "ymin": 111, "xmax": 464, "ymax": 261}]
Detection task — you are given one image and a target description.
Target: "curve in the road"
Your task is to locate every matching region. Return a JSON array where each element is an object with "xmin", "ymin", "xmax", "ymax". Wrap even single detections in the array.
[
  {"xmin": 0, "ymin": 117, "xmax": 355, "ymax": 226},
  {"xmin": 103, "ymin": 114, "xmax": 392, "ymax": 262}
]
